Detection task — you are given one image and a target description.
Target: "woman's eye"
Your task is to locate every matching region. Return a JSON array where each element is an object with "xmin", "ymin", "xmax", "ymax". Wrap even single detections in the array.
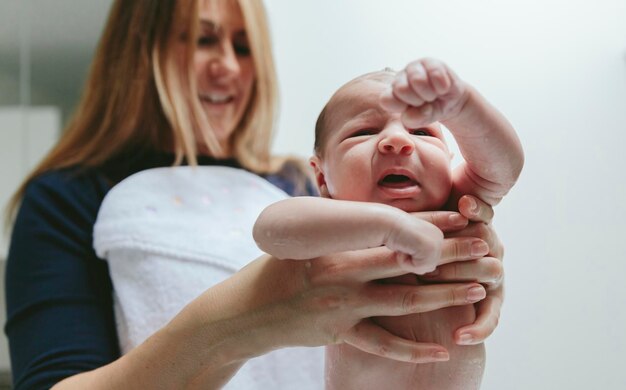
[
  {"xmin": 197, "ymin": 34, "xmax": 219, "ymax": 46},
  {"xmin": 410, "ymin": 128, "xmax": 431, "ymax": 136},
  {"xmin": 234, "ymin": 42, "xmax": 251, "ymax": 56},
  {"xmin": 233, "ymin": 33, "xmax": 251, "ymax": 56}
]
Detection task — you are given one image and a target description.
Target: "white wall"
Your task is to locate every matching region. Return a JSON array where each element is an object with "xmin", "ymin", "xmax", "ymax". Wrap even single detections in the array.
[
  {"xmin": 0, "ymin": 107, "xmax": 60, "ymax": 372},
  {"xmin": 0, "ymin": 107, "xmax": 60, "ymax": 260},
  {"xmin": 266, "ymin": 0, "xmax": 626, "ymax": 389}
]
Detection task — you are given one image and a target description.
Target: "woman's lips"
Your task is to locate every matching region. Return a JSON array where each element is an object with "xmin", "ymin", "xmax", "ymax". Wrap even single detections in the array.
[{"xmin": 199, "ymin": 93, "xmax": 235, "ymax": 105}]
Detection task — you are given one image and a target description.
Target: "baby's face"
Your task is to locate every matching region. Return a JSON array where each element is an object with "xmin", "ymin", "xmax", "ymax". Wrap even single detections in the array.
[{"xmin": 312, "ymin": 77, "xmax": 452, "ymax": 212}]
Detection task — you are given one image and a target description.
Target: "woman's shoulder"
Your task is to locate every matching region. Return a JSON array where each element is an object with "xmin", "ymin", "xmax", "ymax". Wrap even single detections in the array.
[
  {"xmin": 24, "ymin": 166, "xmax": 111, "ymax": 208},
  {"xmin": 264, "ymin": 158, "xmax": 318, "ymax": 197},
  {"xmin": 9, "ymin": 166, "xmax": 114, "ymax": 273},
  {"xmin": 15, "ymin": 167, "xmax": 114, "ymax": 240}
]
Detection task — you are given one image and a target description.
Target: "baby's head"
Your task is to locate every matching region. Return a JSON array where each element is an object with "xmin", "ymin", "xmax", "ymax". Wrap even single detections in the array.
[{"xmin": 311, "ymin": 70, "xmax": 453, "ymax": 212}]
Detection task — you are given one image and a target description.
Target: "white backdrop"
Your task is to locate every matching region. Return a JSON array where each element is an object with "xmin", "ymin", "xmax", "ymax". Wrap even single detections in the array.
[{"xmin": 266, "ymin": 0, "xmax": 626, "ymax": 389}]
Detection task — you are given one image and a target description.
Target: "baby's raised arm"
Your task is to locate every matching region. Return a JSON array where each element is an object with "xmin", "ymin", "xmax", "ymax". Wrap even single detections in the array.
[
  {"xmin": 381, "ymin": 58, "xmax": 524, "ymax": 205},
  {"xmin": 253, "ymin": 197, "xmax": 487, "ymax": 275}
]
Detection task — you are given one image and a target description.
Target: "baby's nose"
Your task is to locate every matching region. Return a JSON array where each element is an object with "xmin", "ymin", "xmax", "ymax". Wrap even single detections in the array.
[{"xmin": 378, "ymin": 130, "xmax": 414, "ymax": 155}]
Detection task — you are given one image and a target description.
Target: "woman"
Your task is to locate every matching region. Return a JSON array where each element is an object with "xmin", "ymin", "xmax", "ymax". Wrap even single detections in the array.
[{"xmin": 4, "ymin": 0, "xmax": 504, "ymax": 388}]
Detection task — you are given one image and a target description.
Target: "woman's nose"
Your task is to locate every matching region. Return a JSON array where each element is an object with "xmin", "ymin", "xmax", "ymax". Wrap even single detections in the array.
[
  {"xmin": 378, "ymin": 128, "xmax": 414, "ymax": 155},
  {"xmin": 209, "ymin": 42, "xmax": 241, "ymax": 78}
]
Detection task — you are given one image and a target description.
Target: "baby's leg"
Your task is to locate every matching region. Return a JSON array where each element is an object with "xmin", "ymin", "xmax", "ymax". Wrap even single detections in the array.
[{"xmin": 326, "ymin": 280, "xmax": 485, "ymax": 390}]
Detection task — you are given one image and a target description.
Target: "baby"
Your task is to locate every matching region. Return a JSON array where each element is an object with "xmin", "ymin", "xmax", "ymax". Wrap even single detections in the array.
[{"xmin": 253, "ymin": 58, "xmax": 523, "ymax": 389}]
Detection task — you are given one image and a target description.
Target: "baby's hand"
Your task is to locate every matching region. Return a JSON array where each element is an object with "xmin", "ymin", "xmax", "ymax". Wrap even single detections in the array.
[
  {"xmin": 385, "ymin": 213, "xmax": 444, "ymax": 275},
  {"xmin": 380, "ymin": 58, "xmax": 469, "ymax": 128},
  {"xmin": 385, "ymin": 211, "xmax": 490, "ymax": 275}
]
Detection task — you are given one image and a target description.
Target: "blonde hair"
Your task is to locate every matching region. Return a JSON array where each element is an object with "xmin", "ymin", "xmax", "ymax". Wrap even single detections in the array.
[{"xmin": 6, "ymin": 0, "xmax": 291, "ymax": 223}]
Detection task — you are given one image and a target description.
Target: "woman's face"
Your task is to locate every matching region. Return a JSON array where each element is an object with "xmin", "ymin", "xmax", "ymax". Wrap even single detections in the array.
[{"xmin": 194, "ymin": 0, "xmax": 256, "ymax": 154}]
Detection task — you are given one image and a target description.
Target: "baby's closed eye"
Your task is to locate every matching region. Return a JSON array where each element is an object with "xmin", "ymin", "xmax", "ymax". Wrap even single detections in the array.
[{"xmin": 349, "ymin": 128, "xmax": 378, "ymax": 137}]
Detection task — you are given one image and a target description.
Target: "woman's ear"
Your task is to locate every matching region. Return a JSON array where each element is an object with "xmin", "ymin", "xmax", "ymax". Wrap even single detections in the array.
[{"xmin": 309, "ymin": 155, "xmax": 331, "ymax": 198}]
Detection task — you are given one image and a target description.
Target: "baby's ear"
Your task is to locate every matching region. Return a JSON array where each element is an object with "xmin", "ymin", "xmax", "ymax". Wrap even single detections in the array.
[{"xmin": 309, "ymin": 156, "xmax": 331, "ymax": 198}]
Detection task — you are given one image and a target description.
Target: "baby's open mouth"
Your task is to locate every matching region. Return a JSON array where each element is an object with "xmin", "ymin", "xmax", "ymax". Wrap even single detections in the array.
[{"xmin": 378, "ymin": 174, "xmax": 418, "ymax": 189}]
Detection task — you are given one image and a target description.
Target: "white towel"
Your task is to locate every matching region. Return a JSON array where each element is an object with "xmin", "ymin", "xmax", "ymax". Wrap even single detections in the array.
[{"xmin": 94, "ymin": 166, "xmax": 324, "ymax": 389}]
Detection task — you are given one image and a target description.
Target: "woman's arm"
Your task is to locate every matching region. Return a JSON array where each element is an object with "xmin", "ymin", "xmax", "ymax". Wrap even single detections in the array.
[
  {"xmin": 54, "ymin": 244, "xmax": 490, "ymax": 389},
  {"xmin": 53, "ymin": 200, "xmax": 492, "ymax": 389}
]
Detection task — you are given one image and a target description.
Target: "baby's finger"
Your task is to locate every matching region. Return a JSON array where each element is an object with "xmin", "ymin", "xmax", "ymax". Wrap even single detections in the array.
[
  {"xmin": 421, "ymin": 58, "xmax": 452, "ymax": 95},
  {"xmin": 344, "ymin": 320, "xmax": 450, "ymax": 363},
  {"xmin": 380, "ymin": 88, "xmax": 407, "ymax": 113},
  {"xmin": 406, "ymin": 61, "xmax": 438, "ymax": 102},
  {"xmin": 401, "ymin": 103, "xmax": 435, "ymax": 129},
  {"xmin": 392, "ymin": 71, "xmax": 425, "ymax": 107},
  {"xmin": 454, "ymin": 293, "xmax": 503, "ymax": 345},
  {"xmin": 438, "ymin": 237, "xmax": 489, "ymax": 265}
]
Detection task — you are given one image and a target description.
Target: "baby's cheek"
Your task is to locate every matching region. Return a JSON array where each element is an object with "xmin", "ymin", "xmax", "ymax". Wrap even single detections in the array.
[
  {"xmin": 427, "ymin": 161, "xmax": 453, "ymax": 207},
  {"xmin": 328, "ymin": 173, "xmax": 372, "ymax": 202}
]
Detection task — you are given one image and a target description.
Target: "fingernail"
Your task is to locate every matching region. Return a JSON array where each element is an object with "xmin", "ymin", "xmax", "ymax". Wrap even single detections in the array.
[
  {"xmin": 467, "ymin": 286, "xmax": 486, "ymax": 302},
  {"xmin": 467, "ymin": 197, "xmax": 478, "ymax": 215},
  {"xmin": 458, "ymin": 333, "xmax": 474, "ymax": 345},
  {"xmin": 471, "ymin": 241, "xmax": 489, "ymax": 256},
  {"xmin": 434, "ymin": 351, "xmax": 449, "ymax": 361},
  {"xmin": 448, "ymin": 214, "xmax": 467, "ymax": 228}
]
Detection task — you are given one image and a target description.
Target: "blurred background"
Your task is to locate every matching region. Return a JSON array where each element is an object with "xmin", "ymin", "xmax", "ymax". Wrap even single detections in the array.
[{"xmin": 1, "ymin": 0, "xmax": 625, "ymax": 388}]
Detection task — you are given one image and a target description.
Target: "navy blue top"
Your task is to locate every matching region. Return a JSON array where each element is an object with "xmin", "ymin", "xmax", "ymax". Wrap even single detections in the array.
[{"xmin": 4, "ymin": 151, "xmax": 315, "ymax": 390}]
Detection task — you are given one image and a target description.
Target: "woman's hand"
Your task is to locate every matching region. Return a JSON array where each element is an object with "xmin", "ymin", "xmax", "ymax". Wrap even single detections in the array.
[
  {"xmin": 62, "ymin": 200, "xmax": 495, "ymax": 390},
  {"xmin": 181, "ymin": 215, "xmax": 491, "ymax": 369},
  {"xmin": 417, "ymin": 195, "xmax": 504, "ymax": 345},
  {"xmin": 224, "ymin": 252, "xmax": 487, "ymax": 365}
]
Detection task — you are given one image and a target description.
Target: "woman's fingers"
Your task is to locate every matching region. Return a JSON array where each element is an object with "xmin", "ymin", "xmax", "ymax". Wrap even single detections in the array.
[
  {"xmin": 410, "ymin": 210, "xmax": 468, "ymax": 233},
  {"xmin": 343, "ymin": 320, "xmax": 449, "ymax": 363},
  {"xmin": 444, "ymin": 219, "xmax": 503, "ymax": 259},
  {"xmin": 360, "ymin": 282, "xmax": 485, "ymax": 317},
  {"xmin": 458, "ymin": 195, "xmax": 494, "ymax": 223},
  {"xmin": 420, "ymin": 256, "xmax": 503, "ymax": 287},
  {"xmin": 439, "ymin": 237, "xmax": 489, "ymax": 265},
  {"xmin": 312, "ymin": 239, "xmax": 488, "ymax": 284},
  {"xmin": 308, "ymin": 247, "xmax": 401, "ymax": 283},
  {"xmin": 311, "ymin": 247, "xmax": 424, "ymax": 283},
  {"xmin": 454, "ymin": 287, "xmax": 503, "ymax": 345}
]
